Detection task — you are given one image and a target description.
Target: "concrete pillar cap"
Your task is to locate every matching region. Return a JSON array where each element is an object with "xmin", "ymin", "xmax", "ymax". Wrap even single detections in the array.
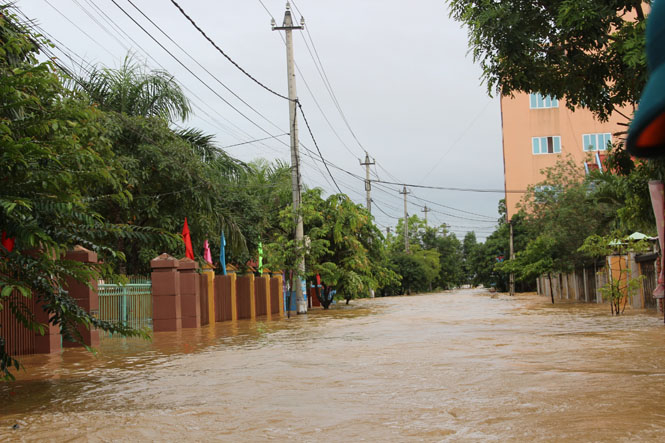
[
  {"xmin": 151, "ymin": 253, "xmax": 180, "ymax": 269},
  {"xmin": 65, "ymin": 245, "xmax": 98, "ymax": 263},
  {"xmin": 178, "ymin": 257, "xmax": 199, "ymax": 270}
]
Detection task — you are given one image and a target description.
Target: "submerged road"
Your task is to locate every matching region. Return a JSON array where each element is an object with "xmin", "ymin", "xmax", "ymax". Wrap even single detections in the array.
[{"xmin": 2, "ymin": 289, "xmax": 665, "ymax": 441}]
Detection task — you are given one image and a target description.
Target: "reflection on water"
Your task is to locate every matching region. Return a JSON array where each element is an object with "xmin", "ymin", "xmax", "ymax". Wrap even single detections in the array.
[{"xmin": 2, "ymin": 290, "xmax": 665, "ymax": 441}]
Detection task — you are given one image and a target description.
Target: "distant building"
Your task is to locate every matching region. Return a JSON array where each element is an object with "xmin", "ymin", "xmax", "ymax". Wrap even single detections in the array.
[{"xmin": 501, "ymin": 92, "xmax": 626, "ymax": 220}]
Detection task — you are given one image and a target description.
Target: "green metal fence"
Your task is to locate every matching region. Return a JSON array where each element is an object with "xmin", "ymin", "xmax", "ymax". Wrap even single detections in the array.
[{"xmin": 98, "ymin": 276, "xmax": 152, "ymax": 332}]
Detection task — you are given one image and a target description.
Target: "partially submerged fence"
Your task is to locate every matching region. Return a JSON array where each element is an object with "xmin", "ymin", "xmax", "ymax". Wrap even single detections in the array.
[
  {"xmin": 1, "ymin": 251, "xmax": 287, "ymax": 359},
  {"xmin": 98, "ymin": 277, "xmax": 152, "ymax": 332},
  {"xmin": 537, "ymin": 252, "xmax": 660, "ymax": 310}
]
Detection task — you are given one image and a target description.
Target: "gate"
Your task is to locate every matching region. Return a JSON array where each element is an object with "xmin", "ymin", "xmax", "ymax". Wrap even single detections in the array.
[
  {"xmin": 639, "ymin": 258, "xmax": 658, "ymax": 310},
  {"xmin": 98, "ymin": 276, "xmax": 152, "ymax": 331}
]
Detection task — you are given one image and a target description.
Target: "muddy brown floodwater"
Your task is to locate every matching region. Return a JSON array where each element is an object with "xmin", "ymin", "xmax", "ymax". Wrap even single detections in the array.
[{"xmin": 2, "ymin": 290, "xmax": 665, "ymax": 441}]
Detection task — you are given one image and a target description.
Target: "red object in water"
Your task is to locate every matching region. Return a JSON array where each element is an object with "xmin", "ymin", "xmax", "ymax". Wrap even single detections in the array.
[
  {"xmin": 182, "ymin": 218, "xmax": 195, "ymax": 260},
  {"xmin": 1, "ymin": 231, "xmax": 15, "ymax": 252}
]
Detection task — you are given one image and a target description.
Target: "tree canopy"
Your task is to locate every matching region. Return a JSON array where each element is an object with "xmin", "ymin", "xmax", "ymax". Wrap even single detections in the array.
[{"xmin": 448, "ymin": 0, "xmax": 650, "ymax": 121}]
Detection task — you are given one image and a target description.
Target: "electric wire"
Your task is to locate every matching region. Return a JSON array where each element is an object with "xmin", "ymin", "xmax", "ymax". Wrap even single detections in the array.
[
  {"xmin": 38, "ymin": 0, "xmax": 269, "ymax": 148},
  {"xmin": 168, "ymin": 0, "xmax": 291, "ymax": 101},
  {"xmin": 124, "ymin": 0, "xmax": 287, "ymax": 133},
  {"xmin": 296, "ymin": 101, "xmax": 343, "ymax": 194},
  {"xmin": 108, "ymin": 0, "xmax": 283, "ymax": 140}
]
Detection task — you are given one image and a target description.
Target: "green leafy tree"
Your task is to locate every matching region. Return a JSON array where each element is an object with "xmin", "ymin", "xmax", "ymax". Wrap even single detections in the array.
[
  {"xmin": 266, "ymin": 190, "xmax": 399, "ymax": 308},
  {"xmin": 448, "ymin": 0, "xmax": 649, "ymax": 121},
  {"xmin": 74, "ymin": 58, "xmax": 250, "ymax": 273},
  {"xmin": 0, "ymin": 10, "xmax": 172, "ymax": 380},
  {"xmin": 578, "ymin": 233, "xmax": 649, "ymax": 314},
  {"xmin": 498, "ymin": 235, "xmax": 557, "ymax": 303},
  {"xmin": 519, "ymin": 156, "xmax": 619, "ymax": 272},
  {"xmin": 461, "ymin": 231, "xmax": 479, "ymax": 284}
]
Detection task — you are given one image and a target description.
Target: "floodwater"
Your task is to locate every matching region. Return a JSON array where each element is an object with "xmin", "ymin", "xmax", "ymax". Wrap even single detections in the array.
[{"xmin": 2, "ymin": 290, "xmax": 665, "ymax": 442}]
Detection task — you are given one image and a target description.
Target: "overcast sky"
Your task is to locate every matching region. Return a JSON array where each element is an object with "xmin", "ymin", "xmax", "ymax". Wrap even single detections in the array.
[{"xmin": 16, "ymin": 0, "xmax": 504, "ymax": 241}]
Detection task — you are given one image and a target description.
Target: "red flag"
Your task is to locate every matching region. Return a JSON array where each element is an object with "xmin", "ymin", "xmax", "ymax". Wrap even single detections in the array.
[
  {"xmin": 182, "ymin": 218, "xmax": 194, "ymax": 260},
  {"xmin": 1, "ymin": 231, "xmax": 15, "ymax": 252}
]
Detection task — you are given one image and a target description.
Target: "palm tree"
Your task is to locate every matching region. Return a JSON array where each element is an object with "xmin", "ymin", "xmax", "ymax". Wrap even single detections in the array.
[
  {"xmin": 74, "ymin": 56, "xmax": 253, "ymax": 274},
  {"xmin": 77, "ymin": 55, "xmax": 190, "ymax": 122}
]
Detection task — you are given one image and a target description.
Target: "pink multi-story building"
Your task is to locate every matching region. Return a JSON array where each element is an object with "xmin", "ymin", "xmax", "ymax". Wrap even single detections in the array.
[{"xmin": 501, "ymin": 92, "xmax": 627, "ymax": 220}]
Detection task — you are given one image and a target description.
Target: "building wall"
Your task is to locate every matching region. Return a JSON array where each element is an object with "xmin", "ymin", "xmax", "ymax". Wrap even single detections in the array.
[{"xmin": 501, "ymin": 92, "xmax": 627, "ymax": 219}]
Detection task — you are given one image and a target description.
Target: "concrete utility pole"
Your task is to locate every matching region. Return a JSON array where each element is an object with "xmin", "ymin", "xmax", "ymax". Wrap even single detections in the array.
[
  {"xmin": 421, "ymin": 205, "xmax": 431, "ymax": 226},
  {"xmin": 400, "ymin": 186, "xmax": 410, "ymax": 253},
  {"xmin": 360, "ymin": 152, "xmax": 375, "ymax": 214},
  {"xmin": 273, "ymin": 3, "xmax": 307, "ymax": 314},
  {"xmin": 509, "ymin": 219, "xmax": 515, "ymax": 296}
]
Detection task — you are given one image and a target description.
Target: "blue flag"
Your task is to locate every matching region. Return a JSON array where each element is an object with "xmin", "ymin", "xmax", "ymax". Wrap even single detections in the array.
[{"xmin": 220, "ymin": 231, "xmax": 227, "ymax": 275}]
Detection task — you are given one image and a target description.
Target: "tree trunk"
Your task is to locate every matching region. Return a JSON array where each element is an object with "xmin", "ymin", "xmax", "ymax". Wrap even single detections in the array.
[{"xmin": 548, "ymin": 273, "xmax": 554, "ymax": 304}]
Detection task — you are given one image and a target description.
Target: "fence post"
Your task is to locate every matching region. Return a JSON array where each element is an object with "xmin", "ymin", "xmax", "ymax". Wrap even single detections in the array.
[
  {"xmin": 63, "ymin": 247, "xmax": 100, "ymax": 348},
  {"xmin": 151, "ymin": 253, "xmax": 181, "ymax": 332},
  {"xmin": 178, "ymin": 258, "xmax": 201, "ymax": 328},
  {"xmin": 263, "ymin": 269, "xmax": 272, "ymax": 318},
  {"xmin": 278, "ymin": 273, "xmax": 285, "ymax": 314},
  {"xmin": 583, "ymin": 268, "xmax": 588, "ymax": 302},
  {"xmin": 629, "ymin": 253, "xmax": 642, "ymax": 309},
  {"xmin": 227, "ymin": 265, "xmax": 238, "ymax": 321},
  {"xmin": 203, "ymin": 263, "xmax": 215, "ymax": 323}
]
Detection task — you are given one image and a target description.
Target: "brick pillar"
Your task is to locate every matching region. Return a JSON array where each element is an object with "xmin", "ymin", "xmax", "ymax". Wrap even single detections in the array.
[
  {"xmin": 178, "ymin": 258, "xmax": 201, "ymax": 328},
  {"xmin": 34, "ymin": 302, "xmax": 61, "ymax": 354},
  {"xmin": 151, "ymin": 253, "xmax": 181, "ymax": 332},
  {"xmin": 203, "ymin": 263, "xmax": 215, "ymax": 323},
  {"xmin": 227, "ymin": 265, "xmax": 238, "ymax": 321},
  {"xmin": 276, "ymin": 273, "xmax": 284, "ymax": 314},
  {"xmin": 262, "ymin": 270, "xmax": 272, "ymax": 318},
  {"xmin": 63, "ymin": 247, "xmax": 99, "ymax": 348}
]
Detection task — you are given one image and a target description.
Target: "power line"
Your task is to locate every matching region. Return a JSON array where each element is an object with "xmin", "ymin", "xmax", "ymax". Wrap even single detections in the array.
[
  {"xmin": 41, "ymin": 0, "xmax": 116, "ymax": 58},
  {"xmin": 14, "ymin": 8, "xmax": 342, "ymax": 205},
  {"xmin": 290, "ymin": 0, "xmax": 367, "ymax": 155},
  {"xmin": 256, "ymin": 1, "xmax": 362, "ymax": 162},
  {"xmin": 408, "ymin": 194, "xmax": 496, "ymax": 220},
  {"xmin": 297, "ymin": 101, "xmax": 342, "ymax": 194},
  {"xmin": 124, "ymin": 0, "xmax": 285, "ymax": 133},
  {"xmin": 371, "ymin": 178, "xmax": 525, "ymax": 194},
  {"xmin": 169, "ymin": 0, "xmax": 291, "ymax": 102},
  {"xmin": 421, "ymin": 99, "xmax": 494, "ymax": 180},
  {"xmin": 107, "ymin": 0, "xmax": 341, "ymax": 196},
  {"xmin": 48, "ymin": 0, "xmax": 273, "ymax": 148},
  {"xmin": 220, "ymin": 134, "xmax": 289, "ymax": 149},
  {"xmin": 107, "ymin": 0, "xmax": 292, "ymax": 149}
]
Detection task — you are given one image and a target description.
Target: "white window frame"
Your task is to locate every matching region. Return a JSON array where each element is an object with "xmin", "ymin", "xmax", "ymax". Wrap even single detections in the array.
[
  {"xmin": 532, "ymin": 136, "xmax": 562, "ymax": 155},
  {"xmin": 529, "ymin": 93, "xmax": 559, "ymax": 109},
  {"xmin": 582, "ymin": 133, "xmax": 612, "ymax": 152}
]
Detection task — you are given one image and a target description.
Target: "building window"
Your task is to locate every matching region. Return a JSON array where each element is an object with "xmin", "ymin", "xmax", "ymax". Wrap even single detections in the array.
[
  {"xmin": 532, "ymin": 136, "xmax": 561, "ymax": 154},
  {"xmin": 582, "ymin": 133, "xmax": 612, "ymax": 152},
  {"xmin": 529, "ymin": 93, "xmax": 559, "ymax": 109}
]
